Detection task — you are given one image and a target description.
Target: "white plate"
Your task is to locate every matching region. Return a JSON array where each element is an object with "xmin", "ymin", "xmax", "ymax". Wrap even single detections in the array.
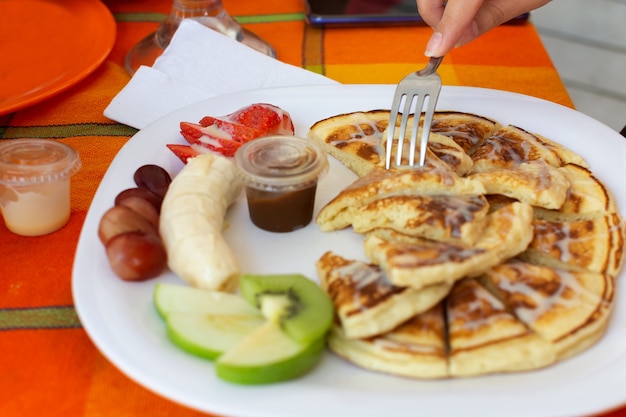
[{"xmin": 72, "ymin": 85, "xmax": 626, "ymax": 417}]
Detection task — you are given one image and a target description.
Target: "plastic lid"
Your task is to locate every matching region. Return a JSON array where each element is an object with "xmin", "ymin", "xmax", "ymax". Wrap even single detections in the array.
[
  {"xmin": 0, "ymin": 139, "xmax": 82, "ymax": 186},
  {"xmin": 234, "ymin": 136, "xmax": 328, "ymax": 191}
]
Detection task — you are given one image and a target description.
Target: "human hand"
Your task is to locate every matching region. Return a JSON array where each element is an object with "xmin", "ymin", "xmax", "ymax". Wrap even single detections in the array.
[{"xmin": 417, "ymin": 0, "xmax": 552, "ymax": 57}]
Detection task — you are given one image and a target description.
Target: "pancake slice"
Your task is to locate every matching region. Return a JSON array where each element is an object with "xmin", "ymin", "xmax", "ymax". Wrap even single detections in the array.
[
  {"xmin": 308, "ymin": 110, "xmax": 487, "ymax": 177},
  {"xmin": 482, "ymin": 261, "xmax": 611, "ymax": 360},
  {"xmin": 533, "ymin": 163, "xmax": 618, "ymax": 222},
  {"xmin": 470, "ymin": 125, "xmax": 563, "ymax": 173},
  {"xmin": 535, "ymin": 133, "xmax": 588, "ymax": 168},
  {"xmin": 429, "ymin": 111, "xmax": 500, "ymax": 154},
  {"xmin": 316, "ymin": 251, "xmax": 451, "ymax": 339},
  {"xmin": 316, "ymin": 165, "xmax": 486, "ymax": 232},
  {"xmin": 382, "ymin": 118, "xmax": 474, "ymax": 176},
  {"xmin": 470, "ymin": 161, "xmax": 570, "ymax": 210},
  {"xmin": 307, "ymin": 110, "xmax": 390, "ymax": 176},
  {"xmin": 447, "ymin": 278, "xmax": 556, "ymax": 377},
  {"xmin": 328, "ymin": 303, "xmax": 448, "ymax": 379},
  {"xmin": 363, "ymin": 202, "xmax": 534, "ymax": 289},
  {"xmin": 351, "ymin": 194, "xmax": 489, "ymax": 245},
  {"xmin": 519, "ymin": 213, "xmax": 625, "ymax": 277}
]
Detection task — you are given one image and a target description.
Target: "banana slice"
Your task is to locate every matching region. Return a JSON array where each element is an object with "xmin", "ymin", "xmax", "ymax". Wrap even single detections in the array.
[{"xmin": 160, "ymin": 153, "xmax": 243, "ymax": 292}]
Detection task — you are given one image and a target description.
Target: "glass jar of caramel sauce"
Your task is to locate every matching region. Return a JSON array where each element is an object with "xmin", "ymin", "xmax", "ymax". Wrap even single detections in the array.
[{"xmin": 234, "ymin": 136, "xmax": 328, "ymax": 233}]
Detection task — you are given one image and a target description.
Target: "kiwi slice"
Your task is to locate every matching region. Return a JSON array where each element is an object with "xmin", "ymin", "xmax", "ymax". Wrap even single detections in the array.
[{"xmin": 239, "ymin": 274, "xmax": 334, "ymax": 345}]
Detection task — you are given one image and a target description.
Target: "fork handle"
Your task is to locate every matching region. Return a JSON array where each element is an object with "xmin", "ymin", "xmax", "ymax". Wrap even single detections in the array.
[{"xmin": 417, "ymin": 56, "xmax": 443, "ymax": 76}]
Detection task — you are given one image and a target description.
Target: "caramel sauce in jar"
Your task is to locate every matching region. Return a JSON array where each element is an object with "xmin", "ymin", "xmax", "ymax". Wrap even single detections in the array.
[
  {"xmin": 245, "ymin": 184, "xmax": 317, "ymax": 232},
  {"xmin": 234, "ymin": 136, "xmax": 328, "ymax": 233}
]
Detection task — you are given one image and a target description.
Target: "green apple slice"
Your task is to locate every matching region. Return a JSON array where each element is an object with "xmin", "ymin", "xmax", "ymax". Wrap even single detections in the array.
[
  {"xmin": 154, "ymin": 283, "xmax": 265, "ymax": 359},
  {"xmin": 216, "ymin": 320, "xmax": 326, "ymax": 384},
  {"xmin": 166, "ymin": 313, "xmax": 265, "ymax": 359},
  {"xmin": 154, "ymin": 283, "xmax": 260, "ymax": 318},
  {"xmin": 239, "ymin": 274, "xmax": 334, "ymax": 345}
]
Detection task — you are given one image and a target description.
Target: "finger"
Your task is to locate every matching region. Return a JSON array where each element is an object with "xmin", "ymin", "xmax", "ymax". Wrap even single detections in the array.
[
  {"xmin": 459, "ymin": 0, "xmax": 552, "ymax": 45},
  {"xmin": 424, "ymin": 0, "xmax": 484, "ymax": 56},
  {"xmin": 416, "ymin": 0, "xmax": 446, "ymax": 28}
]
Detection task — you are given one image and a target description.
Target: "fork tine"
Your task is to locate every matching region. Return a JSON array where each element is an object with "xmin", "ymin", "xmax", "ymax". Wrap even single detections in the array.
[
  {"xmin": 385, "ymin": 94, "xmax": 401, "ymax": 169},
  {"xmin": 408, "ymin": 94, "xmax": 426, "ymax": 166},
  {"xmin": 396, "ymin": 94, "xmax": 415, "ymax": 166},
  {"xmin": 419, "ymin": 94, "xmax": 438, "ymax": 166},
  {"xmin": 386, "ymin": 56, "xmax": 443, "ymax": 169}
]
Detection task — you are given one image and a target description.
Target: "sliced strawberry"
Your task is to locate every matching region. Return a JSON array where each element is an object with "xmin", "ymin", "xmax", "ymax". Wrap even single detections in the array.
[
  {"xmin": 175, "ymin": 104, "xmax": 295, "ymax": 160},
  {"xmin": 225, "ymin": 103, "xmax": 295, "ymax": 135},
  {"xmin": 203, "ymin": 139, "xmax": 241, "ymax": 158},
  {"xmin": 180, "ymin": 122, "xmax": 205, "ymax": 145},
  {"xmin": 166, "ymin": 144, "xmax": 201, "ymax": 164},
  {"xmin": 178, "ymin": 124, "xmax": 244, "ymax": 158},
  {"xmin": 198, "ymin": 115, "xmax": 220, "ymax": 127},
  {"xmin": 180, "ymin": 121, "xmax": 266, "ymax": 145},
  {"xmin": 179, "ymin": 120, "xmax": 271, "ymax": 158}
]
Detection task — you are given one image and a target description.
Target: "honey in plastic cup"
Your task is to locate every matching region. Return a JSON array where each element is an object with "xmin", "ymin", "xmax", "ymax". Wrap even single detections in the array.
[
  {"xmin": 234, "ymin": 136, "xmax": 328, "ymax": 233},
  {"xmin": 0, "ymin": 139, "xmax": 82, "ymax": 236}
]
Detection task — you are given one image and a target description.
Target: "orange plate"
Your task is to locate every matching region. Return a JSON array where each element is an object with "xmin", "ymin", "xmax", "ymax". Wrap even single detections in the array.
[{"xmin": 0, "ymin": 0, "xmax": 116, "ymax": 115}]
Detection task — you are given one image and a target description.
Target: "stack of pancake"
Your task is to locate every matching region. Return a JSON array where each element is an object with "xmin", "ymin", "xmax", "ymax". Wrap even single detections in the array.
[{"xmin": 308, "ymin": 110, "xmax": 625, "ymax": 378}]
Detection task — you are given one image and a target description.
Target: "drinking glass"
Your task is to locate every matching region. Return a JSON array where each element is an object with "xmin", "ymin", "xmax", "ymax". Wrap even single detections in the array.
[{"xmin": 125, "ymin": 0, "xmax": 276, "ymax": 75}]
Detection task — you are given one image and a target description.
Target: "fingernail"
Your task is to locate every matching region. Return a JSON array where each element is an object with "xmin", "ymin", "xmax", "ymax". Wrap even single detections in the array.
[{"xmin": 425, "ymin": 32, "xmax": 443, "ymax": 57}]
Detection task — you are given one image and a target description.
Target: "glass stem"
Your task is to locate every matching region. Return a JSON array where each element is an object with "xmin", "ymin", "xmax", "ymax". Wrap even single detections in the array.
[
  {"xmin": 124, "ymin": 0, "xmax": 275, "ymax": 75},
  {"xmin": 155, "ymin": 0, "xmax": 240, "ymax": 50}
]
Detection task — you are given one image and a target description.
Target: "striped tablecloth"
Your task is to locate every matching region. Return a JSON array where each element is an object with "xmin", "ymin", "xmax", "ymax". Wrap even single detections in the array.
[{"xmin": 1, "ymin": 0, "xmax": 622, "ymax": 416}]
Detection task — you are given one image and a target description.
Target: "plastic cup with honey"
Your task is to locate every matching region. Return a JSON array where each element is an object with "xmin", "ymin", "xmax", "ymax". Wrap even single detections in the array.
[
  {"xmin": 0, "ymin": 139, "xmax": 82, "ymax": 236},
  {"xmin": 234, "ymin": 136, "xmax": 328, "ymax": 233}
]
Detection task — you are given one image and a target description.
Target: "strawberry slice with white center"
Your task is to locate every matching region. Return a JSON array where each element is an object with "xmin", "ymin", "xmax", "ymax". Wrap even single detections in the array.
[
  {"xmin": 166, "ymin": 144, "xmax": 204, "ymax": 164},
  {"xmin": 169, "ymin": 103, "xmax": 295, "ymax": 163},
  {"xmin": 180, "ymin": 120, "xmax": 266, "ymax": 157},
  {"xmin": 218, "ymin": 103, "xmax": 295, "ymax": 135}
]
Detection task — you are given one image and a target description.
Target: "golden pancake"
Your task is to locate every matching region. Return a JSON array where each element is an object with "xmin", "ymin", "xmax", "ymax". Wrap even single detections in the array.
[
  {"xmin": 484, "ymin": 194, "xmax": 519, "ymax": 212},
  {"xmin": 363, "ymin": 202, "xmax": 533, "ymax": 289},
  {"xmin": 316, "ymin": 165, "xmax": 486, "ymax": 232},
  {"xmin": 470, "ymin": 161, "xmax": 570, "ymax": 210},
  {"xmin": 535, "ymin": 133, "xmax": 588, "ymax": 168},
  {"xmin": 307, "ymin": 110, "xmax": 390, "ymax": 176},
  {"xmin": 471, "ymin": 125, "xmax": 567, "ymax": 173},
  {"xmin": 382, "ymin": 118, "xmax": 474, "ymax": 176},
  {"xmin": 481, "ymin": 261, "xmax": 611, "ymax": 360},
  {"xmin": 306, "ymin": 109, "xmax": 625, "ymax": 380},
  {"xmin": 307, "ymin": 110, "xmax": 498, "ymax": 177},
  {"xmin": 316, "ymin": 251, "xmax": 451, "ymax": 339},
  {"xmin": 350, "ymin": 194, "xmax": 489, "ymax": 245},
  {"xmin": 328, "ymin": 303, "xmax": 448, "ymax": 379},
  {"xmin": 518, "ymin": 213, "xmax": 625, "ymax": 277},
  {"xmin": 533, "ymin": 163, "xmax": 618, "ymax": 222},
  {"xmin": 429, "ymin": 111, "xmax": 500, "ymax": 154},
  {"xmin": 447, "ymin": 278, "xmax": 556, "ymax": 377}
]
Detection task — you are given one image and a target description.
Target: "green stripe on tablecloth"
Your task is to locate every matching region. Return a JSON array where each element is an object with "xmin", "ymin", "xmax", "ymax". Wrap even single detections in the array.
[
  {"xmin": 303, "ymin": 25, "xmax": 326, "ymax": 75},
  {"xmin": 0, "ymin": 307, "xmax": 82, "ymax": 330},
  {"xmin": 235, "ymin": 13, "xmax": 306, "ymax": 24},
  {"xmin": 0, "ymin": 124, "xmax": 137, "ymax": 139},
  {"xmin": 113, "ymin": 12, "xmax": 167, "ymax": 22},
  {"xmin": 113, "ymin": 12, "xmax": 306, "ymax": 24}
]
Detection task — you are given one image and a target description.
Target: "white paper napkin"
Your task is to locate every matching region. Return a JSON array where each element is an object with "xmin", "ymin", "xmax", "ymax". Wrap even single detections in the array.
[{"xmin": 104, "ymin": 19, "xmax": 339, "ymax": 129}]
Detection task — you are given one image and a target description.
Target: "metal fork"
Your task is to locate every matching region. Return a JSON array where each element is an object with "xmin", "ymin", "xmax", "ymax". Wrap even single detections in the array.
[{"xmin": 385, "ymin": 56, "xmax": 443, "ymax": 169}]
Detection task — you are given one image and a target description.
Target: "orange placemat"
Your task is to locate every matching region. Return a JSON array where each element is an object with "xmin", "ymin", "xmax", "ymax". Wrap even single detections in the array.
[{"xmin": 4, "ymin": 1, "xmax": 618, "ymax": 417}]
